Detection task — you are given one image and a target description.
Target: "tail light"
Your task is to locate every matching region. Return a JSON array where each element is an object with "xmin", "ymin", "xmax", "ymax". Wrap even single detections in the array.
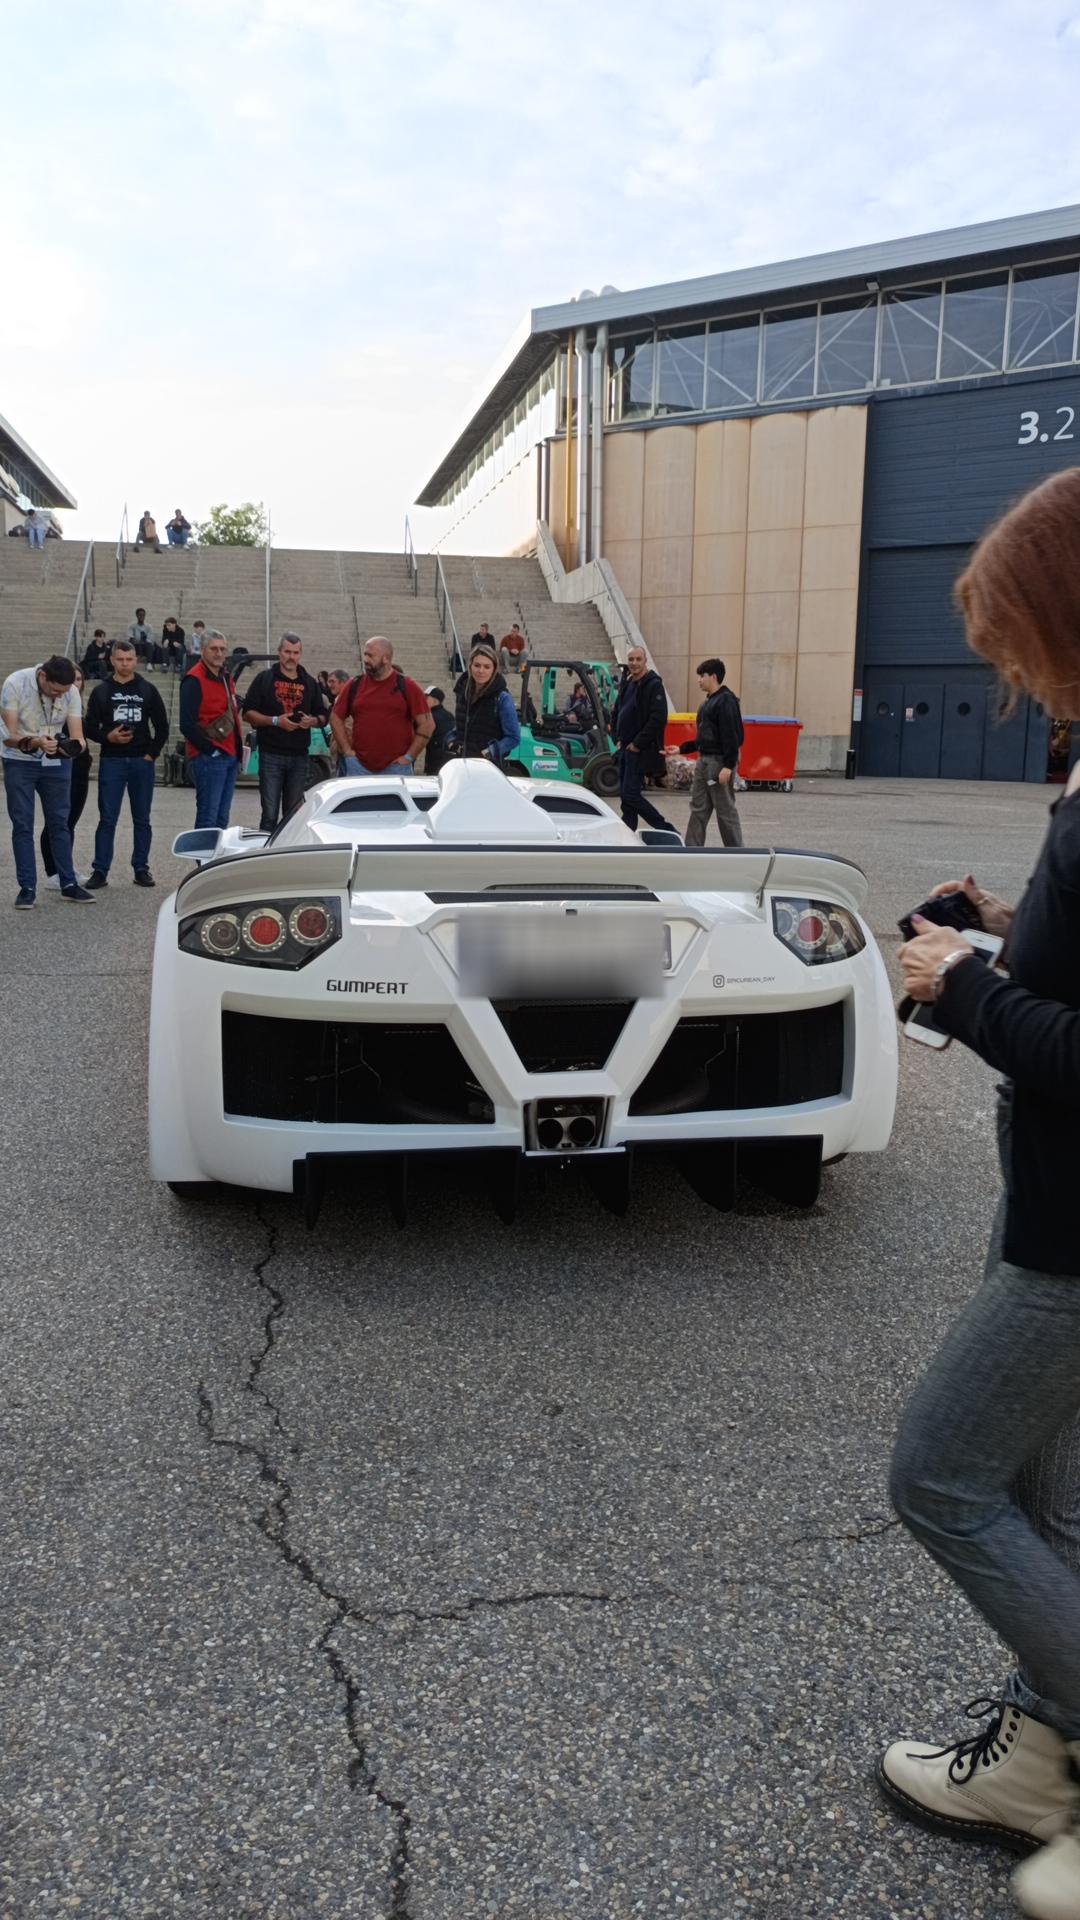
[
  {"xmin": 771, "ymin": 897, "xmax": 865, "ymax": 966},
  {"xmin": 179, "ymin": 897, "xmax": 341, "ymax": 969}
]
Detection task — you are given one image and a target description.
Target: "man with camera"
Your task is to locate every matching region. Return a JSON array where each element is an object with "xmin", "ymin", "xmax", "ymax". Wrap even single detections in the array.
[
  {"xmin": 1, "ymin": 654, "xmax": 95, "ymax": 907},
  {"xmin": 83, "ymin": 639, "xmax": 169, "ymax": 889},
  {"xmin": 179, "ymin": 630, "xmax": 243, "ymax": 829}
]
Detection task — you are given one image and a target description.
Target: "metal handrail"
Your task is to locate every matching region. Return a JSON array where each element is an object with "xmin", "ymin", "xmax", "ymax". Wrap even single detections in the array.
[
  {"xmin": 433, "ymin": 553, "xmax": 464, "ymax": 675},
  {"xmin": 404, "ymin": 515, "xmax": 419, "ymax": 595},
  {"xmin": 66, "ymin": 541, "xmax": 96, "ymax": 661},
  {"xmin": 115, "ymin": 503, "xmax": 129, "ymax": 588},
  {"xmin": 264, "ymin": 510, "xmax": 272, "ymax": 651}
]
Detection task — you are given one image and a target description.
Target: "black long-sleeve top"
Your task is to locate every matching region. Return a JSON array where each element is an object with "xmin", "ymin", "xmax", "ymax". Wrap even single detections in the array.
[
  {"xmin": 84, "ymin": 673, "xmax": 169, "ymax": 758},
  {"xmin": 614, "ymin": 670, "xmax": 667, "ymax": 753},
  {"xmin": 693, "ymin": 687, "xmax": 744, "ymax": 770},
  {"xmin": 937, "ymin": 790, "xmax": 1080, "ymax": 1274}
]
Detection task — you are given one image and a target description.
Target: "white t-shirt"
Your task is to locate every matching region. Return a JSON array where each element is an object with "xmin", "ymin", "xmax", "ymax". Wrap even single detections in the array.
[{"xmin": 1, "ymin": 665, "xmax": 81, "ymax": 763}]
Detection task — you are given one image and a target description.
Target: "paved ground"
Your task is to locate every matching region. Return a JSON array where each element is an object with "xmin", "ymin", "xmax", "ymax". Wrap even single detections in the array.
[{"xmin": 0, "ymin": 770, "xmax": 1059, "ymax": 1919}]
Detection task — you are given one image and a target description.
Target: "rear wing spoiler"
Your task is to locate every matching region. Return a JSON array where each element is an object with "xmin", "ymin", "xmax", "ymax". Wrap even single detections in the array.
[{"xmin": 176, "ymin": 841, "xmax": 868, "ymax": 917}]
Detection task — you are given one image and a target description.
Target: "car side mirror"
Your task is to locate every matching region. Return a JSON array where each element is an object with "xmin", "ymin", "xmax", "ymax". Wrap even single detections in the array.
[{"xmin": 172, "ymin": 828, "xmax": 222, "ymax": 862}]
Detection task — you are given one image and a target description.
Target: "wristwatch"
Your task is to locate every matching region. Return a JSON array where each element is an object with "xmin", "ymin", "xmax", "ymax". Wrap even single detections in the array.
[
  {"xmin": 932, "ymin": 949, "xmax": 972, "ymax": 1000},
  {"xmin": 272, "ymin": 716, "xmax": 279, "ymax": 727}
]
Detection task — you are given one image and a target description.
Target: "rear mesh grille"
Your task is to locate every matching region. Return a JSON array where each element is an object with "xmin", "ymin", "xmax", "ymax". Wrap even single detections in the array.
[
  {"xmin": 628, "ymin": 1003, "xmax": 844, "ymax": 1115},
  {"xmin": 494, "ymin": 1000, "xmax": 632, "ymax": 1072},
  {"xmin": 222, "ymin": 1013, "xmax": 494, "ymax": 1125}
]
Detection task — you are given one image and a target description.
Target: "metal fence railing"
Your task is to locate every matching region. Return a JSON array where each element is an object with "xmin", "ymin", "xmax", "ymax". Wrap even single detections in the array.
[
  {"xmin": 115, "ymin": 504, "xmax": 129, "ymax": 588},
  {"xmin": 66, "ymin": 541, "xmax": 96, "ymax": 661},
  {"xmin": 433, "ymin": 553, "xmax": 464, "ymax": 675},
  {"xmin": 264, "ymin": 511, "xmax": 272, "ymax": 651},
  {"xmin": 404, "ymin": 515, "xmax": 419, "ymax": 595}
]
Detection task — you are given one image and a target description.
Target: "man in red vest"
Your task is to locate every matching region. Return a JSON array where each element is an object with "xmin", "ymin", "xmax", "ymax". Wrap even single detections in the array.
[{"xmin": 179, "ymin": 630, "xmax": 242, "ymax": 828}]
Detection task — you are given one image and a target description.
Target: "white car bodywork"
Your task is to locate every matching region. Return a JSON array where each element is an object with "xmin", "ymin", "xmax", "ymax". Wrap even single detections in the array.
[{"xmin": 150, "ymin": 761, "xmax": 897, "ymax": 1213}]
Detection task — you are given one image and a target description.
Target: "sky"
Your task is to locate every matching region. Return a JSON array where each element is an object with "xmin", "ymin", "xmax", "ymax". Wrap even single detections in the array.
[{"xmin": 4, "ymin": 0, "xmax": 1080, "ymax": 553}]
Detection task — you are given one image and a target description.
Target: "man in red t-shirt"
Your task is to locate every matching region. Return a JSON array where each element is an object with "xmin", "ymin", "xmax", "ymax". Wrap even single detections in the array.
[{"xmin": 330, "ymin": 636, "xmax": 433, "ymax": 774}]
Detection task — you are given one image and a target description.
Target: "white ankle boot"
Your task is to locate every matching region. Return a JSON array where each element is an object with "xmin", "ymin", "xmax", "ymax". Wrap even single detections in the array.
[
  {"xmin": 879, "ymin": 1699, "xmax": 1078, "ymax": 1851},
  {"xmin": 1013, "ymin": 1744, "xmax": 1080, "ymax": 1918}
]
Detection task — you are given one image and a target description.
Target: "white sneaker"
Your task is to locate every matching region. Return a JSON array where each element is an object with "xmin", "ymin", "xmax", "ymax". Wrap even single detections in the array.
[
  {"xmin": 1013, "ymin": 1829, "xmax": 1080, "ymax": 1918},
  {"xmin": 878, "ymin": 1699, "xmax": 1077, "ymax": 1852},
  {"xmin": 43, "ymin": 874, "xmax": 61, "ymax": 890}
]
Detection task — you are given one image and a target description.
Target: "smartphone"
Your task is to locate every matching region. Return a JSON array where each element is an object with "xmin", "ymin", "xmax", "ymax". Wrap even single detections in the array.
[
  {"xmin": 898, "ymin": 890, "xmax": 982, "ymax": 944},
  {"xmin": 900, "ymin": 929, "xmax": 1004, "ymax": 1049}
]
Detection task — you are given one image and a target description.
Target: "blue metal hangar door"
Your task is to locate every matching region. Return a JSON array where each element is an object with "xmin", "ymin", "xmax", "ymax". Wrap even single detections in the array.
[{"xmin": 856, "ymin": 372, "xmax": 1080, "ymax": 778}]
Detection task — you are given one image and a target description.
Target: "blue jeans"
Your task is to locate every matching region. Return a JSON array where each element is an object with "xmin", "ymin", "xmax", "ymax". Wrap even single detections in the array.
[
  {"xmin": 167, "ymin": 527, "xmax": 189, "ymax": 546},
  {"xmin": 4, "ymin": 757, "xmax": 75, "ymax": 890},
  {"xmin": 891, "ymin": 1096, "xmax": 1080, "ymax": 1737},
  {"xmin": 618, "ymin": 748, "xmax": 673, "ymax": 833},
  {"xmin": 93, "ymin": 756, "xmax": 156, "ymax": 874},
  {"xmin": 26, "ymin": 524, "xmax": 46, "ymax": 549},
  {"xmin": 343, "ymin": 755, "xmax": 413, "ymax": 776},
  {"xmin": 193, "ymin": 752, "xmax": 239, "ymax": 829}
]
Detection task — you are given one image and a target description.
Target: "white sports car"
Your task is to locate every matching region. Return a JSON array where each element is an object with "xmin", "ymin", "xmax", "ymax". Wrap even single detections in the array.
[{"xmin": 150, "ymin": 761, "xmax": 897, "ymax": 1220}]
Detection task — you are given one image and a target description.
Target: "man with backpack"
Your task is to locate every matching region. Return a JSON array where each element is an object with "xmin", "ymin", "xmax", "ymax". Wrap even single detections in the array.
[
  {"xmin": 329, "ymin": 636, "xmax": 433, "ymax": 775},
  {"xmin": 682, "ymin": 657, "xmax": 745, "ymax": 848}
]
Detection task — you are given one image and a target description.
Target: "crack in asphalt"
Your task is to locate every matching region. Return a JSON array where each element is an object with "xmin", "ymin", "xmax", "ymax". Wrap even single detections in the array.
[
  {"xmin": 197, "ymin": 1208, "xmax": 414, "ymax": 1920},
  {"xmin": 790, "ymin": 1516, "xmax": 901, "ymax": 1548}
]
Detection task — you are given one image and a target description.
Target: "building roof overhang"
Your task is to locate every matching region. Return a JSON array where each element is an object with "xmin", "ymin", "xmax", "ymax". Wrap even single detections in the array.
[
  {"xmin": 415, "ymin": 202, "xmax": 1080, "ymax": 506},
  {"xmin": 0, "ymin": 409, "xmax": 77, "ymax": 508}
]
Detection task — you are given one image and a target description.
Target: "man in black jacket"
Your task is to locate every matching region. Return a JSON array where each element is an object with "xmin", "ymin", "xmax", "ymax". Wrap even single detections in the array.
[
  {"xmin": 683, "ymin": 657, "xmax": 744, "ymax": 848},
  {"xmin": 242, "ymin": 632, "xmax": 327, "ymax": 831},
  {"xmin": 613, "ymin": 647, "xmax": 676, "ymax": 834},
  {"xmin": 83, "ymin": 639, "xmax": 169, "ymax": 887}
]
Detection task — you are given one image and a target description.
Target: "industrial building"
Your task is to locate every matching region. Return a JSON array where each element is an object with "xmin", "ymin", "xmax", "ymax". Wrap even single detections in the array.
[{"xmin": 416, "ymin": 205, "xmax": 1080, "ymax": 778}]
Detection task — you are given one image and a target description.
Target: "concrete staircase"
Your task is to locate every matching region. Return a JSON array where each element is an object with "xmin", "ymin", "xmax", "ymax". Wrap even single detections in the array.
[
  {"xmin": 439, "ymin": 554, "xmax": 614, "ymax": 668},
  {"xmin": 0, "ymin": 541, "xmax": 615, "ymax": 713}
]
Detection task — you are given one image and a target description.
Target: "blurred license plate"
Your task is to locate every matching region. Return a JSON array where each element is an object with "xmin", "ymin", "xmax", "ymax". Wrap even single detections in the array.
[{"xmin": 457, "ymin": 912, "xmax": 666, "ymax": 998}]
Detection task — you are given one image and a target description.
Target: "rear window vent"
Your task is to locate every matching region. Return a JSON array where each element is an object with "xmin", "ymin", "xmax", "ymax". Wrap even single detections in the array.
[
  {"xmin": 332, "ymin": 793, "xmax": 409, "ymax": 813},
  {"xmin": 532, "ymin": 794, "xmax": 603, "ymax": 817}
]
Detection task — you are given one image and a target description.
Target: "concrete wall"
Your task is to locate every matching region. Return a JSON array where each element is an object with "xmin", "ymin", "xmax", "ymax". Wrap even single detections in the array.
[{"xmin": 596, "ymin": 406, "xmax": 867, "ymax": 766}]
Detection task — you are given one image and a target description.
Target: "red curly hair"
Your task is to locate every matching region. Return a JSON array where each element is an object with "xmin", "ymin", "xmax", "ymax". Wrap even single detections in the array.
[{"xmin": 956, "ymin": 467, "xmax": 1080, "ymax": 719}]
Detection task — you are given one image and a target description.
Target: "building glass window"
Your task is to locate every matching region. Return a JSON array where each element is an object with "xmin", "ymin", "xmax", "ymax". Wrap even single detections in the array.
[
  {"xmin": 655, "ymin": 326, "xmax": 707, "ymax": 414},
  {"xmin": 762, "ymin": 305, "xmax": 817, "ymax": 402},
  {"xmin": 705, "ymin": 315, "xmax": 760, "ymax": 407},
  {"xmin": 817, "ymin": 297, "xmax": 877, "ymax": 394},
  {"xmin": 607, "ymin": 332, "xmax": 656, "ymax": 421},
  {"xmin": 1009, "ymin": 262, "xmax": 1080, "ymax": 368},
  {"xmin": 879, "ymin": 284, "xmax": 942, "ymax": 387},
  {"xmin": 940, "ymin": 272, "xmax": 1008, "ymax": 379}
]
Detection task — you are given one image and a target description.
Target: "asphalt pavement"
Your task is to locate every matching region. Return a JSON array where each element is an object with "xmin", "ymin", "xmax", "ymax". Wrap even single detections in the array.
[{"xmin": 0, "ymin": 769, "xmax": 1060, "ymax": 1919}]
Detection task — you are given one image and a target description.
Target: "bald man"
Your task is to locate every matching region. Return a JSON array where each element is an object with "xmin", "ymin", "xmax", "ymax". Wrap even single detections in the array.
[{"xmin": 330, "ymin": 637, "xmax": 433, "ymax": 776}]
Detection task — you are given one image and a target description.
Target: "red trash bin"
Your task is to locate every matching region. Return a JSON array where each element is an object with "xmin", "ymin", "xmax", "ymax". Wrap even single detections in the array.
[{"xmin": 740, "ymin": 715, "xmax": 802, "ymax": 790}]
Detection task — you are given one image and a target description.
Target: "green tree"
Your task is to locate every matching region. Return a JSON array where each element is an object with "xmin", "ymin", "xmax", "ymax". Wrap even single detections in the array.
[{"xmin": 193, "ymin": 501, "xmax": 268, "ymax": 547}]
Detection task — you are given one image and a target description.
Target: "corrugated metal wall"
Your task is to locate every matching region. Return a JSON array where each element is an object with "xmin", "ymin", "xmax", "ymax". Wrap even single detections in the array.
[{"xmin": 857, "ymin": 369, "xmax": 1080, "ymax": 777}]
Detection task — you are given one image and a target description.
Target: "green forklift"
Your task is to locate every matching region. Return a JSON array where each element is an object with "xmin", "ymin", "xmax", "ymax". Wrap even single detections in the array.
[{"xmin": 505, "ymin": 658, "xmax": 620, "ymax": 797}]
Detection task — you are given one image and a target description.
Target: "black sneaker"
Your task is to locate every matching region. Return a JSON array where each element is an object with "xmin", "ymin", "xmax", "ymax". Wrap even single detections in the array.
[
  {"xmin": 84, "ymin": 871, "xmax": 109, "ymax": 890},
  {"xmin": 60, "ymin": 884, "xmax": 95, "ymax": 903},
  {"xmin": 133, "ymin": 869, "xmax": 155, "ymax": 888},
  {"xmin": 14, "ymin": 887, "xmax": 35, "ymax": 910}
]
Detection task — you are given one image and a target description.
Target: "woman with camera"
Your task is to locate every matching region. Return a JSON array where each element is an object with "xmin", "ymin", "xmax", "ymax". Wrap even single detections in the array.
[{"xmin": 878, "ymin": 468, "xmax": 1080, "ymax": 1918}]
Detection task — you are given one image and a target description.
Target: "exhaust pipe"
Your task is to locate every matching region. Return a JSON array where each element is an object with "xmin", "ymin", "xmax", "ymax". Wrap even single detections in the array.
[{"xmin": 527, "ymin": 1098, "xmax": 606, "ymax": 1153}]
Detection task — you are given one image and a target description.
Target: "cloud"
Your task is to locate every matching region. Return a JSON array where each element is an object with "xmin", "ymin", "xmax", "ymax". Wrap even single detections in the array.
[{"xmin": 4, "ymin": 0, "xmax": 1080, "ymax": 551}]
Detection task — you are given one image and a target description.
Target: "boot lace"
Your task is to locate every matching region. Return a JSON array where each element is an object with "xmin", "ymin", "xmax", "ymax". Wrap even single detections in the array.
[{"xmin": 925, "ymin": 1697, "xmax": 1021, "ymax": 1784}]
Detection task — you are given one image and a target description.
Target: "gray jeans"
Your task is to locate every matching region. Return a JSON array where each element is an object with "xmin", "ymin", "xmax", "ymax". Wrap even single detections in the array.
[
  {"xmin": 891, "ymin": 1098, "xmax": 1080, "ymax": 1736},
  {"xmin": 684, "ymin": 756, "xmax": 743, "ymax": 847}
]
